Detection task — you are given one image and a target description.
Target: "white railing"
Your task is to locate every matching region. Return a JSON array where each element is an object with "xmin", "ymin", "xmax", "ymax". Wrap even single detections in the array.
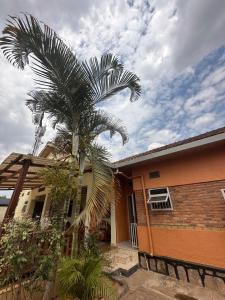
[{"xmin": 130, "ymin": 223, "xmax": 138, "ymax": 248}]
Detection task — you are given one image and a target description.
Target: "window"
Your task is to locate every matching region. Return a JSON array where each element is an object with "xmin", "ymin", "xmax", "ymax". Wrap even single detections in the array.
[
  {"xmin": 147, "ymin": 187, "xmax": 173, "ymax": 211},
  {"xmin": 21, "ymin": 201, "xmax": 28, "ymax": 213},
  {"xmin": 221, "ymin": 189, "xmax": 225, "ymax": 200}
]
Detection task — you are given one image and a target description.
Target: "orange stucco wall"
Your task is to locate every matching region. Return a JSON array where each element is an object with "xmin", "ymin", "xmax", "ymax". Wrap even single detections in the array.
[
  {"xmin": 116, "ymin": 142, "xmax": 225, "ymax": 268},
  {"xmin": 132, "ymin": 143, "xmax": 225, "ymax": 190},
  {"xmin": 138, "ymin": 225, "xmax": 225, "ymax": 269}
]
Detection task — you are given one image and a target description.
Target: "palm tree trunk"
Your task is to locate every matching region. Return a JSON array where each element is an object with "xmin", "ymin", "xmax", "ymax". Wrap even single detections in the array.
[
  {"xmin": 71, "ymin": 145, "xmax": 86, "ymax": 257},
  {"xmin": 70, "ymin": 131, "xmax": 81, "ymax": 256}
]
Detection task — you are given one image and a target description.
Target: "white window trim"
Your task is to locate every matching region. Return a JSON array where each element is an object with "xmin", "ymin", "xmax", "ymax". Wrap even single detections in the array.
[
  {"xmin": 147, "ymin": 187, "xmax": 173, "ymax": 211},
  {"xmin": 221, "ymin": 189, "xmax": 225, "ymax": 200}
]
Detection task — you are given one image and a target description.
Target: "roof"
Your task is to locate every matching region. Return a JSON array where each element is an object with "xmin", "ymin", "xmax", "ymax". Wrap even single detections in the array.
[
  {"xmin": 0, "ymin": 198, "xmax": 10, "ymax": 206},
  {"xmin": 39, "ymin": 142, "xmax": 56, "ymax": 158},
  {"xmin": 0, "ymin": 152, "xmax": 60, "ymax": 190},
  {"xmin": 113, "ymin": 126, "xmax": 225, "ymax": 168}
]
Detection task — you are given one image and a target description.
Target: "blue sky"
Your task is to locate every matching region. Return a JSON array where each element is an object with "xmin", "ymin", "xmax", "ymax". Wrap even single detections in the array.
[{"xmin": 0, "ymin": 0, "xmax": 225, "ymax": 167}]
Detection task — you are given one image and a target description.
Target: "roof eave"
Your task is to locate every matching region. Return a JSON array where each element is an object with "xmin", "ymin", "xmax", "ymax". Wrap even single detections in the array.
[{"xmin": 113, "ymin": 131, "xmax": 225, "ymax": 168}]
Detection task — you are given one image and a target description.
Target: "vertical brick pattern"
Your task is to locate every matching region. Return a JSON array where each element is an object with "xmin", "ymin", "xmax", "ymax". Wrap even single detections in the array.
[
  {"xmin": 135, "ymin": 190, "xmax": 147, "ymax": 225},
  {"xmin": 135, "ymin": 180, "xmax": 225, "ymax": 228}
]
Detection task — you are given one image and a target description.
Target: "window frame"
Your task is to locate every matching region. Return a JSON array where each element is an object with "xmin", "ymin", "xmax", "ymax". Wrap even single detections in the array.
[
  {"xmin": 147, "ymin": 187, "xmax": 173, "ymax": 211},
  {"xmin": 21, "ymin": 200, "xmax": 29, "ymax": 213},
  {"xmin": 221, "ymin": 189, "xmax": 225, "ymax": 200}
]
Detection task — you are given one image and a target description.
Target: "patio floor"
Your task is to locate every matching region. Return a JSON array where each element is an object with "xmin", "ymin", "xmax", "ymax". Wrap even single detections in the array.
[{"xmin": 120, "ymin": 269, "xmax": 225, "ymax": 300}]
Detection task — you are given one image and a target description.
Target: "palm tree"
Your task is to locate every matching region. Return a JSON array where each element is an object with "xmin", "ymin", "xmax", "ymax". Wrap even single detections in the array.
[
  {"xmin": 56, "ymin": 255, "xmax": 117, "ymax": 300},
  {"xmin": 0, "ymin": 14, "xmax": 141, "ymax": 247},
  {"xmin": 52, "ymin": 109, "xmax": 128, "ymax": 225}
]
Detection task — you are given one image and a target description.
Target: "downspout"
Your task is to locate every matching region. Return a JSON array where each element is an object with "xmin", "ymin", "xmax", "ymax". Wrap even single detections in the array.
[{"xmin": 114, "ymin": 170, "xmax": 154, "ymax": 256}]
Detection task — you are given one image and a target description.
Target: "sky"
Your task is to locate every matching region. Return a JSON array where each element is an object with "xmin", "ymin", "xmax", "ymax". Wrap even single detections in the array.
[{"xmin": 0, "ymin": 0, "xmax": 225, "ymax": 168}]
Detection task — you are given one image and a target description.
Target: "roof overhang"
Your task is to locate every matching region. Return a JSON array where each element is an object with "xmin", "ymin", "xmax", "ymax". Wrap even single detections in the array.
[
  {"xmin": 0, "ymin": 152, "xmax": 61, "ymax": 190},
  {"xmin": 113, "ymin": 131, "xmax": 225, "ymax": 168}
]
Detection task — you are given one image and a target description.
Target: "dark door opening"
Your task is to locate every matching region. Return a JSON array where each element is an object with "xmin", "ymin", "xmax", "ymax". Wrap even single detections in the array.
[{"xmin": 32, "ymin": 199, "xmax": 44, "ymax": 220}]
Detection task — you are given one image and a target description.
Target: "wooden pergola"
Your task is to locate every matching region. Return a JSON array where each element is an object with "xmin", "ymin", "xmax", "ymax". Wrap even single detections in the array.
[{"xmin": 0, "ymin": 152, "xmax": 60, "ymax": 222}]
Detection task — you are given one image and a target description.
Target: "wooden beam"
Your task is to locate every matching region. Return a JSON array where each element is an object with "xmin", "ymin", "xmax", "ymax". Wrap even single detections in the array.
[
  {"xmin": 1, "ymin": 159, "xmax": 30, "ymax": 230},
  {"xmin": 0, "ymin": 154, "xmax": 23, "ymax": 175},
  {"xmin": 0, "ymin": 178, "xmax": 43, "ymax": 183},
  {"xmin": 0, "ymin": 171, "xmax": 37, "ymax": 175},
  {"xmin": 0, "ymin": 168, "xmax": 21, "ymax": 183}
]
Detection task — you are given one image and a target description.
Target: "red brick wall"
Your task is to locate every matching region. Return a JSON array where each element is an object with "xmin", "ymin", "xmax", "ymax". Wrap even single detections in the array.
[{"xmin": 135, "ymin": 179, "xmax": 225, "ymax": 228}]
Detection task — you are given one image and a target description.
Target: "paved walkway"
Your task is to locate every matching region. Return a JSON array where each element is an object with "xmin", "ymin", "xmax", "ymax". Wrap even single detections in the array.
[
  {"xmin": 121, "ymin": 287, "xmax": 173, "ymax": 300},
  {"xmin": 120, "ymin": 269, "xmax": 225, "ymax": 300}
]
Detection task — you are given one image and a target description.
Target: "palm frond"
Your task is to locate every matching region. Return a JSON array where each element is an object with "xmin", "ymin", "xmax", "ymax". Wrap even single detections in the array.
[
  {"xmin": 82, "ymin": 53, "xmax": 141, "ymax": 103},
  {"xmin": 56, "ymin": 256, "xmax": 116, "ymax": 300},
  {"xmin": 27, "ymin": 90, "xmax": 74, "ymax": 129},
  {"xmin": 54, "ymin": 126, "xmax": 72, "ymax": 155},
  {"xmin": 80, "ymin": 109, "xmax": 128, "ymax": 145},
  {"xmin": 0, "ymin": 14, "xmax": 90, "ymax": 110},
  {"xmin": 75, "ymin": 143, "xmax": 113, "ymax": 226},
  {"xmin": 53, "ymin": 109, "xmax": 128, "ymax": 158}
]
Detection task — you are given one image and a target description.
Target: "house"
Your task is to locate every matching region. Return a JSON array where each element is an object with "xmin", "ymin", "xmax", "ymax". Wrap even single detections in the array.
[
  {"xmin": 111, "ymin": 126, "xmax": 225, "ymax": 289},
  {"xmin": 14, "ymin": 143, "xmax": 93, "ymax": 229},
  {"xmin": 3, "ymin": 126, "xmax": 225, "ymax": 289}
]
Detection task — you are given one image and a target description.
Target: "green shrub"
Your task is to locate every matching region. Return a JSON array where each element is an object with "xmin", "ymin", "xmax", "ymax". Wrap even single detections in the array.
[{"xmin": 56, "ymin": 255, "xmax": 117, "ymax": 300}]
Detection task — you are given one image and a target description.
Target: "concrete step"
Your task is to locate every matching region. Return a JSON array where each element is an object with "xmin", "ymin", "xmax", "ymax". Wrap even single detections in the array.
[{"xmin": 104, "ymin": 246, "xmax": 139, "ymax": 276}]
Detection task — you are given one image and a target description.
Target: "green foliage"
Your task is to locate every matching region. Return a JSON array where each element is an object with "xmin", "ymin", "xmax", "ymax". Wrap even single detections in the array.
[
  {"xmin": 0, "ymin": 218, "xmax": 61, "ymax": 298},
  {"xmin": 40, "ymin": 163, "xmax": 77, "ymax": 199},
  {"xmin": 56, "ymin": 254, "xmax": 116, "ymax": 300},
  {"xmin": 54, "ymin": 117, "xmax": 119, "ymax": 226},
  {"xmin": 56, "ymin": 233, "xmax": 115, "ymax": 300},
  {"xmin": 82, "ymin": 232, "xmax": 103, "ymax": 258},
  {"xmin": 40, "ymin": 163, "xmax": 78, "ymax": 222}
]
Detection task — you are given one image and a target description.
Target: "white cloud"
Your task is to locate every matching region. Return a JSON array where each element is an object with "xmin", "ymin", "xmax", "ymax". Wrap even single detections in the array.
[
  {"xmin": 202, "ymin": 66, "xmax": 225, "ymax": 87},
  {"xmin": 188, "ymin": 113, "xmax": 217, "ymax": 130},
  {"xmin": 148, "ymin": 142, "xmax": 164, "ymax": 150},
  {"xmin": 184, "ymin": 87, "xmax": 217, "ymax": 115},
  {"xmin": 172, "ymin": 0, "xmax": 225, "ymax": 71},
  {"xmin": 0, "ymin": 57, "xmax": 35, "ymax": 162}
]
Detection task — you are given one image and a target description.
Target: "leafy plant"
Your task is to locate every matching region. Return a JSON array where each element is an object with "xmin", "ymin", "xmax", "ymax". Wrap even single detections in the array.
[
  {"xmin": 0, "ymin": 218, "xmax": 61, "ymax": 299},
  {"xmin": 40, "ymin": 163, "xmax": 78, "ymax": 227},
  {"xmin": 56, "ymin": 255, "xmax": 116, "ymax": 300}
]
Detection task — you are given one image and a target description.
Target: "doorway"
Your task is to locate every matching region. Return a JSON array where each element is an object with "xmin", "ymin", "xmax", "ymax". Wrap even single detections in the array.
[
  {"xmin": 127, "ymin": 193, "xmax": 138, "ymax": 248},
  {"xmin": 32, "ymin": 196, "xmax": 45, "ymax": 220}
]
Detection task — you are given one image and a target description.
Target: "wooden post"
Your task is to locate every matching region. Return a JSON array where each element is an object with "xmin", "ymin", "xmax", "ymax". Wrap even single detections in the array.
[{"xmin": 1, "ymin": 159, "xmax": 30, "ymax": 227}]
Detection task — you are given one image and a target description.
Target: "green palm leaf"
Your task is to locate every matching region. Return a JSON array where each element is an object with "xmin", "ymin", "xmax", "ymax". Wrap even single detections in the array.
[
  {"xmin": 57, "ymin": 256, "xmax": 117, "ymax": 300},
  {"xmin": 82, "ymin": 53, "xmax": 141, "ymax": 103},
  {"xmin": 0, "ymin": 14, "xmax": 91, "ymax": 114}
]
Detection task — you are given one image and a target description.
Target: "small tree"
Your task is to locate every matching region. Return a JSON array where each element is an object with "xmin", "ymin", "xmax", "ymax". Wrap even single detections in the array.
[
  {"xmin": 40, "ymin": 163, "xmax": 78, "ymax": 230},
  {"xmin": 40, "ymin": 163, "xmax": 78, "ymax": 299},
  {"xmin": 0, "ymin": 218, "xmax": 61, "ymax": 300}
]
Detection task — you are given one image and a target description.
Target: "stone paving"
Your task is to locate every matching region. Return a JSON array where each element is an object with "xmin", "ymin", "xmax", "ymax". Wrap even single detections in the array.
[
  {"xmin": 120, "ymin": 269, "xmax": 225, "ymax": 300},
  {"xmin": 105, "ymin": 246, "xmax": 139, "ymax": 273}
]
